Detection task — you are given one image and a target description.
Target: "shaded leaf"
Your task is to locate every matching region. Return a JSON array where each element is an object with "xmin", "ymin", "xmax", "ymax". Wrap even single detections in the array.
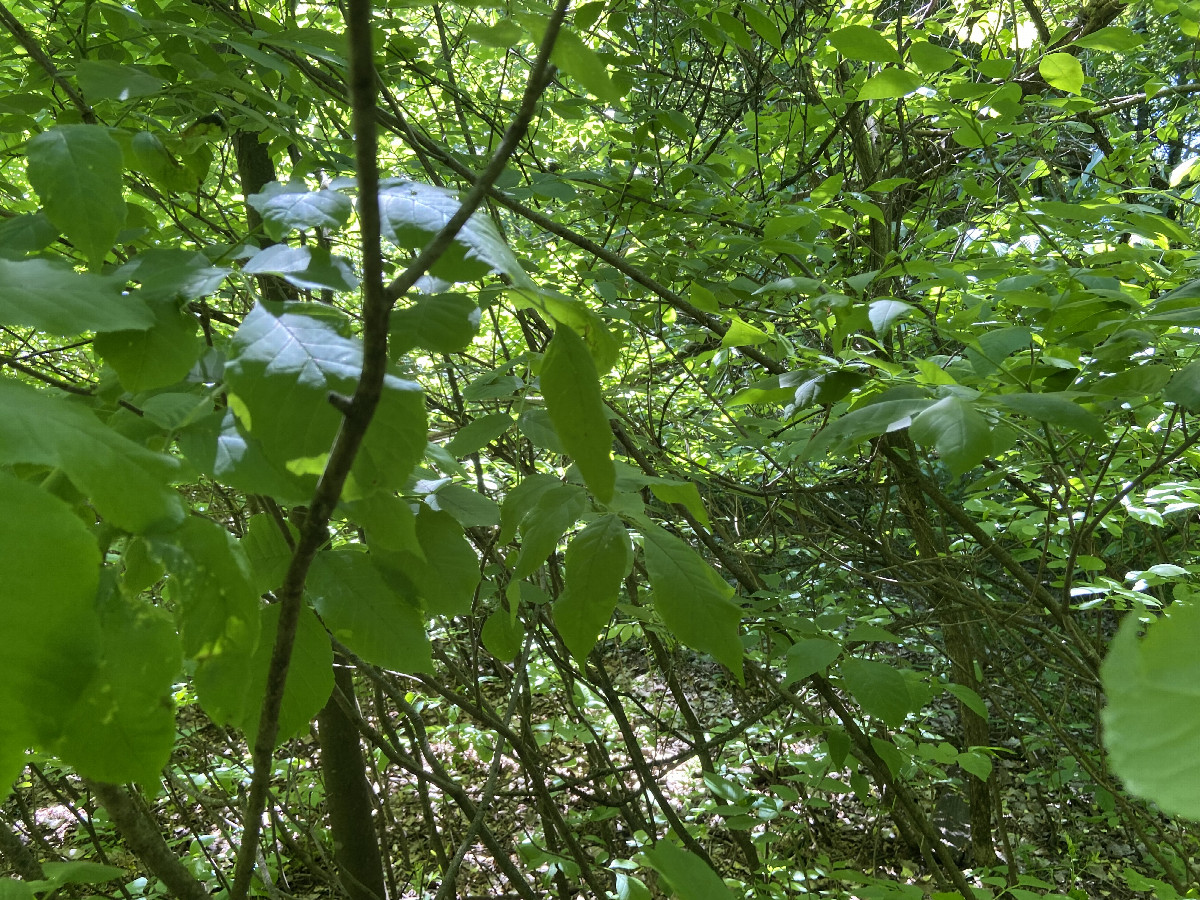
[{"xmin": 555, "ymin": 515, "xmax": 633, "ymax": 660}]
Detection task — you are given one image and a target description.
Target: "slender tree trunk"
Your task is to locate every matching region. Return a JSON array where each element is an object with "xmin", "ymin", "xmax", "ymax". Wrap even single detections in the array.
[{"xmin": 317, "ymin": 659, "xmax": 388, "ymax": 900}]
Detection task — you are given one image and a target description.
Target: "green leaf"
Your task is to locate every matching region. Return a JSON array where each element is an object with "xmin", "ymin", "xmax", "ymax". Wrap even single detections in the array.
[
  {"xmin": 642, "ymin": 522, "xmax": 743, "ymax": 682},
  {"xmin": 27, "ymin": 125, "xmax": 126, "ymax": 269},
  {"xmin": 59, "ymin": 596, "xmax": 181, "ymax": 785},
  {"xmin": 38, "ymin": 861, "xmax": 127, "ymax": 887},
  {"xmin": 390, "ymin": 293, "xmax": 481, "ymax": 355},
  {"xmin": 499, "ymin": 473, "xmax": 563, "ymax": 543},
  {"xmin": 75, "ymin": 59, "xmax": 164, "ymax": 100},
  {"xmin": 957, "ymin": 749, "xmax": 993, "ymax": 782},
  {"xmin": 540, "ymin": 324, "xmax": 615, "ymax": 503},
  {"xmin": 377, "ymin": 506, "xmax": 480, "ymax": 617},
  {"xmin": 802, "ymin": 398, "xmax": 933, "ymax": 461},
  {"xmin": 0, "ymin": 878, "xmax": 34, "ymax": 900},
  {"xmin": 1165, "ymin": 361, "xmax": 1200, "ymax": 411},
  {"xmin": 909, "ymin": 395, "xmax": 993, "ymax": 476},
  {"xmin": 868, "ymin": 298, "xmax": 913, "ymax": 334},
  {"xmin": 908, "ymin": 40, "xmax": 958, "ymax": 73},
  {"xmin": 555, "ymin": 515, "xmax": 633, "ymax": 660},
  {"xmin": 377, "ymin": 180, "xmax": 532, "ymax": 285},
  {"xmin": 196, "ymin": 603, "xmax": 333, "ymax": 745},
  {"xmin": 784, "ymin": 638, "xmax": 842, "ymax": 685},
  {"xmin": 0, "ymin": 211, "xmax": 56, "ymax": 254},
  {"xmin": 242, "ymin": 245, "xmax": 359, "ymax": 293},
  {"xmin": 308, "ymin": 550, "xmax": 432, "ymax": 674},
  {"xmin": 225, "ymin": 302, "xmax": 425, "ymax": 496},
  {"xmin": 0, "ymin": 470, "xmax": 100, "ymax": 752},
  {"xmin": 482, "ymin": 610, "xmax": 524, "ymax": 661},
  {"xmin": 1039, "ymin": 52, "xmax": 1084, "ymax": 94},
  {"xmin": 1102, "ymin": 603, "xmax": 1200, "ymax": 819},
  {"xmin": 446, "ymin": 412, "xmax": 515, "ymax": 457},
  {"xmin": 94, "ymin": 297, "xmax": 202, "ymax": 392},
  {"xmin": 1090, "ymin": 364, "xmax": 1172, "ymax": 398},
  {"xmin": 1072, "ymin": 26, "xmax": 1141, "ymax": 51},
  {"xmin": 153, "ymin": 517, "xmax": 261, "ymax": 661},
  {"xmin": 994, "ymin": 392, "xmax": 1104, "ymax": 439},
  {"xmin": 943, "ymin": 683, "xmax": 988, "ymax": 719},
  {"xmin": 648, "ymin": 480, "xmax": 710, "ymax": 527},
  {"xmin": 0, "ymin": 378, "xmax": 184, "ymax": 533},
  {"xmin": 513, "ymin": 484, "xmax": 589, "ymax": 580},
  {"xmin": 838, "ymin": 658, "xmax": 912, "ymax": 727},
  {"xmin": 426, "ymin": 482, "xmax": 500, "ymax": 528},
  {"xmin": 552, "ymin": 28, "xmax": 623, "ymax": 103},
  {"xmin": 247, "ymin": 182, "xmax": 353, "ymax": 241},
  {"xmin": 643, "ymin": 841, "xmax": 737, "ymax": 900},
  {"xmin": 241, "ymin": 514, "xmax": 294, "ymax": 595},
  {"xmin": 130, "ymin": 131, "xmax": 196, "ymax": 193},
  {"xmin": 828, "ymin": 25, "xmax": 900, "ymax": 64},
  {"xmin": 721, "ymin": 316, "xmax": 770, "ymax": 348},
  {"xmin": 0, "ymin": 258, "xmax": 152, "ymax": 334},
  {"xmin": 857, "ymin": 69, "xmax": 922, "ymax": 100}
]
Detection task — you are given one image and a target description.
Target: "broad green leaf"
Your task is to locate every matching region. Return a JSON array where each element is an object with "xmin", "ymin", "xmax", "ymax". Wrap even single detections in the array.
[
  {"xmin": 513, "ymin": 484, "xmax": 589, "ymax": 580},
  {"xmin": 784, "ymin": 638, "xmax": 842, "ymax": 685},
  {"xmin": 446, "ymin": 412, "xmax": 515, "ymax": 457},
  {"xmin": 994, "ymin": 392, "xmax": 1104, "ymax": 439},
  {"xmin": 642, "ymin": 522, "xmax": 743, "ymax": 682},
  {"xmin": 839, "ymin": 658, "xmax": 912, "ymax": 727},
  {"xmin": 94, "ymin": 297, "xmax": 202, "ymax": 392},
  {"xmin": 540, "ymin": 323, "xmax": 615, "ymax": 503},
  {"xmin": 482, "ymin": 610, "xmax": 524, "ymax": 661},
  {"xmin": 0, "ymin": 470, "xmax": 100, "ymax": 751},
  {"xmin": 643, "ymin": 841, "xmax": 737, "ymax": 900},
  {"xmin": 0, "ymin": 878, "xmax": 34, "ymax": 900},
  {"xmin": 59, "ymin": 597, "xmax": 181, "ymax": 785},
  {"xmin": 957, "ymin": 749, "xmax": 993, "ymax": 782},
  {"xmin": 1072, "ymin": 26, "xmax": 1141, "ymax": 51},
  {"xmin": 555, "ymin": 515, "xmax": 633, "ymax": 660},
  {"xmin": 721, "ymin": 316, "xmax": 769, "ymax": 348},
  {"xmin": 75, "ymin": 59, "xmax": 164, "ymax": 100},
  {"xmin": 377, "ymin": 506, "xmax": 480, "ymax": 617},
  {"xmin": 377, "ymin": 180, "xmax": 532, "ymax": 285},
  {"xmin": 1102, "ymin": 603, "xmax": 1200, "ymax": 819},
  {"xmin": 27, "ymin": 125, "xmax": 125, "ymax": 269},
  {"xmin": 810, "ymin": 172, "xmax": 844, "ymax": 204},
  {"xmin": 828, "ymin": 25, "xmax": 900, "ymax": 64},
  {"xmin": 153, "ymin": 517, "xmax": 261, "ymax": 661},
  {"xmin": 247, "ymin": 182, "xmax": 353, "ymax": 241},
  {"xmin": 114, "ymin": 249, "xmax": 231, "ymax": 301},
  {"xmin": 499, "ymin": 472, "xmax": 563, "ymax": 543},
  {"xmin": 648, "ymin": 480, "xmax": 710, "ymax": 527},
  {"xmin": 0, "ymin": 211, "xmax": 56, "ymax": 254},
  {"xmin": 742, "ymin": 4, "xmax": 782, "ymax": 49},
  {"xmin": 178, "ymin": 407, "xmax": 313, "ymax": 506},
  {"xmin": 225, "ymin": 302, "xmax": 425, "ymax": 495},
  {"xmin": 196, "ymin": 603, "xmax": 333, "ymax": 745},
  {"xmin": 857, "ymin": 69, "xmax": 922, "ymax": 100},
  {"xmin": 909, "ymin": 395, "xmax": 993, "ymax": 476},
  {"xmin": 518, "ymin": 408, "xmax": 565, "ymax": 452},
  {"xmin": 344, "ymin": 492, "xmax": 421, "ymax": 555},
  {"xmin": 390, "ymin": 293, "xmax": 481, "ymax": 355},
  {"xmin": 242, "ymin": 245, "xmax": 359, "ymax": 292},
  {"xmin": 1090, "ymin": 364, "xmax": 1171, "ymax": 398},
  {"xmin": 38, "ymin": 861, "xmax": 126, "ymax": 887},
  {"xmin": 241, "ymin": 514, "xmax": 295, "ymax": 595},
  {"xmin": 0, "ymin": 378, "xmax": 184, "ymax": 533},
  {"xmin": 130, "ymin": 131, "xmax": 196, "ymax": 193},
  {"xmin": 908, "ymin": 39, "xmax": 957, "ymax": 73},
  {"xmin": 0, "ymin": 258, "xmax": 152, "ymax": 335},
  {"xmin": 426, "ymin": 482, "xmax": 501, "ymax": 528},
  {"xmin": 944, "ymin": 683, "xmax": 988, "ymax": 719},
  {"xmin": 868, "ymin": 299, "xmax": 913, "ymax": 334},
  {"xmin": 308, "ymin": 550, "xmax": 432, "ymax": 673},
  {"xmin": 801, "ymin": 398, "xmax": 933, "ymax": 461},
  {"xmin": 552, "ymin": 28, "xmax": 623, "ymax": 103},
  {"xmin": 1165, "ymin": 360, "xmax": 1200, "ymax": 411},
  {"xmin": 1039, "ymin": 53, "xmax": 1084, "ymax": 95}
]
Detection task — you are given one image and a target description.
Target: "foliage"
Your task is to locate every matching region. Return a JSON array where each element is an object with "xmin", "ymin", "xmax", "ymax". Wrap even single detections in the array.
[{"xmin": 3, "ymin": 0, "xmax": 1200, "ymax": 897}]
